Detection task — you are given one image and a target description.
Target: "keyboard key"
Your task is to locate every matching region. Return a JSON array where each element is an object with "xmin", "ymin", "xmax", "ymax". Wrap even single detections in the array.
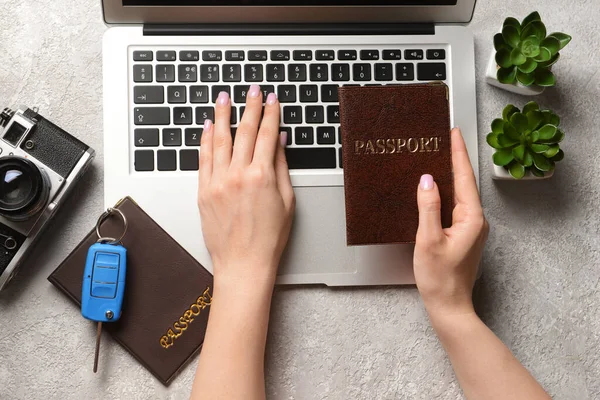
[
  {"xmin": 134, "ymin": 86, "xmax": 164, "ymax": 104},
  {"xmin": 225, "ymin": 50, "xmax": 245, "ymax": 61},
  {"xmin": 134, "ymin": 128, "xmax": 159, "ymax": 147},
  {"xmin": 190, "ymin": 86, "xmax": 209, "ymax": 103},
  {"xmin": 134, "ymin": 150, "xmax": 154, "ymax": 171},
  {"xmin": 288, "ymin": 64, "xmax": 307, "ymax": 82},
  {"xmin": 396, "ymin": 63, "xmax": 415, "ymax": 81},
  {"xmin": 339, "ymin": 147, "xmax": 343, "ymax": 168},
  {"xmin": 178, "ymin": 65, "xmax": 197, "ymax": 82},
  {"xmin": 223, "ymin": 64, "xmax": 242, "ymax": 82},
  {"xmin": 134, "ymin": 107, "xmax": 170, "ymax": 125},
  {"xmin": 261, "ymin": 85, "xmax": 275, "ymax": 100},
  {"xmin": 167, "ymin": 86, "xmax": 186, "ymax": 103},
  {"xmin": 231, "ymin": 127, "xmax": 237, "ymax": 141},
  {"xmin": 295, "ymin": 127, "xmax": 314, "ymax": 145},
  {"xmin": 200, "ymin": 65, "xmax": 219, "ymax": 82},
  {"xmin": 305, "ymin": 106, "xmax": 324, "ymax": 124},
  {"xmin": 293, "ymin": 50, "xmax": 312, "ymax": 61},
  {"xmin": 180, "ymin": 149, "xmax": 199, "ymax": 171},
  {"xmin": 382, "ymin": 50, "xmax": 402, "ymax": 60},
  {"xmin": 317, "ymin": 127, "xmax": 336, "ymax": 145},
  {"xmin": 185, "ymin": 128, "xmax": 202, "ymax": 146},
  {"xmin": 280, "ymin": 127, "xmax": 292, "ymax": 146},
  {"xmin": 338, "ymin": 50, "xmax": 357, "ymax": 60},
  {"xmin": 202, "ymin": 50, "xmax": 222, "ymax": 61},
  {"xmin": 248, "ymin": 50, "xmax": 267, "ymax": 61},
  {"xmin": 157, "ymin": 150, "xmax": 177, "ymax": 171},
  {"xmin": 310, "ymin": 64, "xmax": 328, "ymax": 81},
  {"xmin": 196, "ymin": 107, "xmax": 215, "ymax": 124},
  {"xmin": 405, "ymin": 50, "xmax": 424, "ymax": 60},
  {"xmin": 211, "ymin": 85, "xmax": 231, "ymax": 103},
  {"xmin": 417, "ymin": 63, "xmax": 446, "ymax": 80},
  {"xmin": 299, "ymin": 85, "xmax": 318, "ymax": 102},
  {"xmin": 239, "ymin": 106, "xmax": 245, "ymax": 119},
  {"xmin": 156, "ymin": 51, "xmax": 176, "ymax": 61},
  {"xmin": 360, "ymin": 50, "xmax": 379, "ymax": 60},
  {"xmin": 270, "ymin": 50, "xmax": 290, "ymax": 61},
  {"xmin": 353, "ymin": 64, "xmax": 371, "ymax": 81},
  {"xmin": 266, "ymin": 64, "xmax": 285, "ymax": 82},
  {"xmin": 156, "ymin": 65, "xmax": 175, "ymax": 82},
  {"xmin": 327, "ymin": 105, "xmax": 340, "ymax": 123},
  {"xmin": 277, "ymin": 85, "xmax": 297, "ymax": 103},
  {"xmin": 230, "ymin": 107, "xmax": 238, "ymax": 125},
  {"xmin": 133, "ymin": 50, "xmax": 153, "ymax": 61},
  {"xmin": 316, "ymin": 50, "xmax": 335, "ymax": 60},
  {"xmin": 427, "ymin": 49, "xmax": 446, "ymax": 60},
  {"xmin": 332, "ymin": 64, "xmax": 350, "ymax": 81},
  {"xmin": 285, "ymin": 148, "xmax": 336, "ymax": 169},
  {"xmin": 234, "ymin": 85, "xmax": 250, "ymax": 103},
  {"xmin": 283, "ymin": 106, "xmax": 302, "ymax": 124},
  {"xmin": 338, "ymin": 127, "xmax": 342, "ymax": 144},
  {"xmin": 321, "ymin": 85, "xmax": 339, "ymax": 102},
  {"xmin": 375, "ymin": 63, "xmax": 393, "ymax": 81},
  {"xmin": 245, "ymin": 64, "xmax": 263, "ymax": 82},
  {"xmin": 179, "ymin": 51, "xmax": 199, "ymax": 61},
  {"xmin": 163, "ymin": 128, "xmax": 182, "ymax": 146},
  {"xmin": 173, "ymin": 107, "xmax": 193, "ymax": 125},
  {"xmin": 133, "ymin": 65, "xmax": 152, "ymax": 82}
]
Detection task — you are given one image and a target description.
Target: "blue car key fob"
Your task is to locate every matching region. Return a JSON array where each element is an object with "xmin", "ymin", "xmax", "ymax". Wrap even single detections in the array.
[{"xmin": 82, "ymin": 207, "xmax": 128, "ymax": 372}]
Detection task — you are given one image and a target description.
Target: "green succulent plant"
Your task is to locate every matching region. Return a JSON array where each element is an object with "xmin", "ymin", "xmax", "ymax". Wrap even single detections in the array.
[
  {"xmin": 487, "ymin": 101, "xmax": 565, "ymax": 179},
  {"xmin": 494, "ymin": 11, "xmax": 572, "ymax": 87}
]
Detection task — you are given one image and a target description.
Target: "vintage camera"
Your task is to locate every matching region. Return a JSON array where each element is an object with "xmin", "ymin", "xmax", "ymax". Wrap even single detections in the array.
[{"xmin": 0, "ymin": 106, "xmax": 94, "ymax": 291}]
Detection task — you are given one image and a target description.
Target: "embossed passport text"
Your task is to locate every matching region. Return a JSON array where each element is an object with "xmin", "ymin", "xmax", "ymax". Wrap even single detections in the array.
[{"xmin": 339, "ymin": 84, "xmax": 454, "ymax": 245}]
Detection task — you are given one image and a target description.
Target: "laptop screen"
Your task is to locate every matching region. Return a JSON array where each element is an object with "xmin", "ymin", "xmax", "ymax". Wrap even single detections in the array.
[{"xmin": 123, "ymin": 1, "xmax": 458, "ymax": 5}]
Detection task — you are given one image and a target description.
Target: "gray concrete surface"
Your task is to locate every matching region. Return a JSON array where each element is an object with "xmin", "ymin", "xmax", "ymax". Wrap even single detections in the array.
[{"xmin": 0, "ymin": 1, "xmax": 599, "ymax": 399}]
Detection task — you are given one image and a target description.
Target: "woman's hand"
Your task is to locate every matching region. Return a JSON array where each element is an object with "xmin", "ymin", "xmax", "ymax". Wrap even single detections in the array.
[
  {"xmin": 197, "ymin": 85, "xmax": 295, "ymax": 286},
  {"xmin": 413, "ymin": 127, "xmax": 489, "ymax": 319}
]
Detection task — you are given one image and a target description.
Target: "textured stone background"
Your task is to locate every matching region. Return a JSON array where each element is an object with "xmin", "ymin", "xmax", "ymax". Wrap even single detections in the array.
[{"xmin": 0, "ymin": 1, "xmax": 599, "ymax": 399}]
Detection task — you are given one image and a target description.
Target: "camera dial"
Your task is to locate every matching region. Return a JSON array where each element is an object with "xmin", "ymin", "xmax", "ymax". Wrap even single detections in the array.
[{"xmin": 0, "ymin": 156, "xmax": 50, "ymax": 221}]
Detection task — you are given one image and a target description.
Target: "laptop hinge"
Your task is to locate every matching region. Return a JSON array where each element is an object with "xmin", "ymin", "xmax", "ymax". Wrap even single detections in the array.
[{"xmin": 143, "ymin": 23, "xmax": 434, "ymax": 36}]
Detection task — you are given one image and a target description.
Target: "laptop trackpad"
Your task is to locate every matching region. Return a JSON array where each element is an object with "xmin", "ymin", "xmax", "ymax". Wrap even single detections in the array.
[{"xmin": 278, "ymin": 186, "xmax": 357, "ymax": 277}]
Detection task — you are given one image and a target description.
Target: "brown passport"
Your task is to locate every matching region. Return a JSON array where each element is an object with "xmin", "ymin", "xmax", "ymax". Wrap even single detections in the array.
[
  {"xmin": 339, "ymin": 84, "xmax": 453, "ymax": 245},
  {"xmin": 48, "ymin": 197, "xmax": 213, "ymax": 385}
]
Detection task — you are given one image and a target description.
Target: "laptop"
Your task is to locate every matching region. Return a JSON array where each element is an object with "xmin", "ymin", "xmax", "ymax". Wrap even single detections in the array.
[{"xmin": 102, "ymin": 0, "xmax": 479, "ymax": 286}]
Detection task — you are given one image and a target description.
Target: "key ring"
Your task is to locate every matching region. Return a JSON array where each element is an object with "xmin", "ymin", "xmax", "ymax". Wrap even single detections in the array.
[
  {"xmin": 0, "ymin": 233, "xmax": 17, "ymax": 250},
  {"xmin": 95, "ymin": 208, "xmax": 128, "ymax": 245}
]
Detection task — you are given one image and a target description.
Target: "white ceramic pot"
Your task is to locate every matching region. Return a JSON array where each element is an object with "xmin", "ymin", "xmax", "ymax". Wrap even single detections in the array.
[
  {"xmin": 492, "ymin": 164, "xmax": 554, "ymax": 180},
  {"xmin": 485, "ymin": 50, "xmax": 545, "ymax": 96}
]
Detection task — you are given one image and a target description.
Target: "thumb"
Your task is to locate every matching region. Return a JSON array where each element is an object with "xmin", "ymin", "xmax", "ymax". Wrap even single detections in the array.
[{"xmin": 416, "ymin": 174, "xmax": 444, "ymax": 244}]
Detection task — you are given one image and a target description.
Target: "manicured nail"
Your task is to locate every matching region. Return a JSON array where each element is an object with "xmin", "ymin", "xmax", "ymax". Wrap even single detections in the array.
[
  {"xmin": 420, "ymin": 174, "xmax": 434, "ymax": 190},
  {"xmin": 266, "ymin": 92, "xmax": 278, "ymax": 105},
  {"xmin": 203, "ymin": 119, "xmax": 212, "ymax": 131},
  {"xmin": 217, "ymin": 91, "xmax": 229, "ymax": 105},
  {"xmin": 248, "ymin": 84, "xmax": 261, "ymax": 98},
  {"xmin": 280, "ymin": 131, "xmax": 287, "ymax": 147}
]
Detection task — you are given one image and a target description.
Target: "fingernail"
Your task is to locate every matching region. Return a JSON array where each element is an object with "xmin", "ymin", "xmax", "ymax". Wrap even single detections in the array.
[
  {"xmin": 217, "ymin": 91, "xmax": 229, "ymax": 105},
  {"xmin": 420, "ymin": 174, "xmax": 434, "ymax": 190},
  {"xmin": 280, "ymin": 131, "xmax": 287, "ymax": 147},
  {"xmin": 203, "ymin": 119, "xmax": 212, "ymax": 131},
  {"xmin": 266, "ymin": 92, "xmax": 278, "ymax": 105},
  {"xmin": 248, "ymin": 84, "xmax": 261, "ymax": 98}
]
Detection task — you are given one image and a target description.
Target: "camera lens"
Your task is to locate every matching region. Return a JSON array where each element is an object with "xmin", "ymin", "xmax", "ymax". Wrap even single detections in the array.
[{"xmin": 0, "ymin": 156, "xmax": 50, "ymax": 221}]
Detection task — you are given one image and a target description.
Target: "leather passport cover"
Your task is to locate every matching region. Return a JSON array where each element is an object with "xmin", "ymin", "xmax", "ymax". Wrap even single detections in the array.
[
  {"xmin": 48, "ymin": 197, "xmax": 213, "ymax": 385},
  {"xmin": 339, "ymin": 84, "xmax": 453, "ymax": 245}
]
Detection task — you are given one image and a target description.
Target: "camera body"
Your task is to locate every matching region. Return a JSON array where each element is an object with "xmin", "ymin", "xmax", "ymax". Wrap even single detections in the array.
[{"xmin": 0, "ymin": 107, "xmax": 95, "ymax": 291}]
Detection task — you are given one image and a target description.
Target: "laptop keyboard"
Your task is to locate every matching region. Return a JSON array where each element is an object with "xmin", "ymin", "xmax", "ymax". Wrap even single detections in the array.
[{"xmin": 130, "ymin": 46, "xmax": 447, "ymax": 173}]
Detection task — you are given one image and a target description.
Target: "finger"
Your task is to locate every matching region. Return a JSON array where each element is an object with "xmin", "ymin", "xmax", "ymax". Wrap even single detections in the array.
[
  {"xmin": 451, "ymin": 127, "xmax": 481, "ymax": 206},
  {"xmin": 212, "ymin": 91, "xmax": 232, "ymax": 177},
  {"xmin": 231, "ymin": 84, "xmax": 263, "ymax": 167},
  {"xmin": 416, "ymin": 174, "xmax": 445, "ymax": 245},
  {"xmin": 253, "ymin": 92, "xmax": 281, "ymax": 165},
  {"xmin": 198, "ymin": 119, "xmax": 214, "ymax": 190},
  {"xmin": 275, "ymin": 131, "xmax": 294, "ymax": 209}
]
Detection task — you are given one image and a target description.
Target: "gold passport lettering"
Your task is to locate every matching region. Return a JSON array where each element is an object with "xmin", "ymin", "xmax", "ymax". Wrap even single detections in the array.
[
  {"xmin": 354, "ymin": 137, "xmax": 442, "ymax": 155},
  {"xmin": 160, "ymin": 287, "xmax": 213, "ymax": 349}
]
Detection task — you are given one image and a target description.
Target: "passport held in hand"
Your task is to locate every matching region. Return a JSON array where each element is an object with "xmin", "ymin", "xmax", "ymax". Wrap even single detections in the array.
[{"xmin": 339, "ymin": 84, "xmax": 454, "ymax": 245}]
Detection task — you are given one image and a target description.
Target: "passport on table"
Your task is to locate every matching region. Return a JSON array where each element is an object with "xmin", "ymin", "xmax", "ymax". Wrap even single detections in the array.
[
  {"xmin": 48, "ymin": 197, "xmax": 213, "ymax": 385},
  {"xmin": 339, "ymin": 83, "xmax": 454, "ymax": 245}
]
